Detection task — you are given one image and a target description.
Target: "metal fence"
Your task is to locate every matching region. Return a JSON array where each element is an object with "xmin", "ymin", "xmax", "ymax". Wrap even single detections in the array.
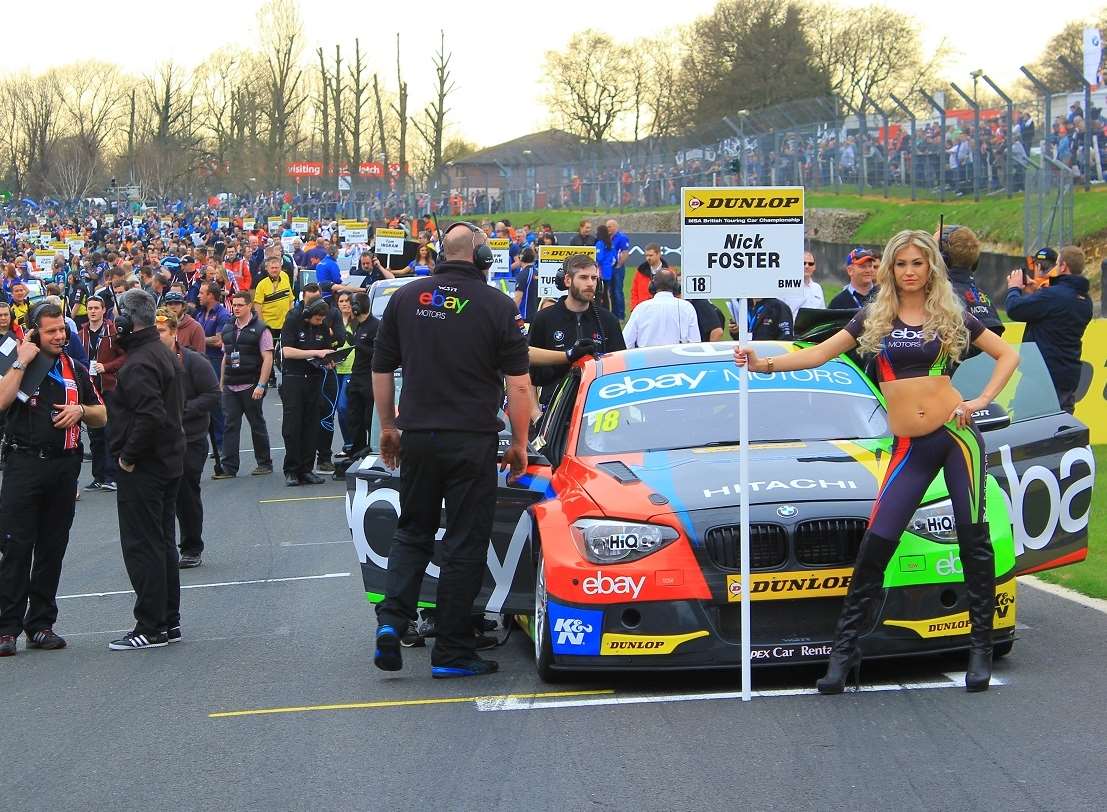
[
  {"xmin": 446, "ymin": 83, "xmax": 1106, "ymax": 215},
  {"xmin": 1024, "ymin": 155, "xmax": 1075, "ymax": 256}
]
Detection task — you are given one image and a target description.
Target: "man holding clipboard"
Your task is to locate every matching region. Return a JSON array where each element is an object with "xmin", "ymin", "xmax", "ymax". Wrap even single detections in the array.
[{"xmin": 0, "ymin": 302, "xmax": 106, "ymax": 656}]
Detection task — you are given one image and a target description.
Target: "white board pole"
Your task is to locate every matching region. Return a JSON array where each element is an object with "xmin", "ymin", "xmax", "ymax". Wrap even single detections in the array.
[{"xmin": 731, "ymin": 297, "xmax": 752, "ymax": 702}]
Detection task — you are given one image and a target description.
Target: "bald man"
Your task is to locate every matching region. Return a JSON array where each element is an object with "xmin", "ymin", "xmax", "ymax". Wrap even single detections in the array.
[{"xmin": 371, "ymin": 221, "xmax": 532, "ymax": 679}]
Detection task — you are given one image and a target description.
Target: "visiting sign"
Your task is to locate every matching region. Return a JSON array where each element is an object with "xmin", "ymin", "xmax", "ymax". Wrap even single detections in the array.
[
  {"xmin": 488, "ymin": 238, "xmax": 511, "ymax": 280},
  {"xmin": 375, "ymin": 228, "xmax": 405, "ymax": 256},
  {"xmin": 243, "ymin": 217, "xmax": 255, "ymax": 231},
  {"xmin": 50, "ymin": 241, "xmax": 69, "ymax": 258},
  {"xmin": 33, "ymin": 250, "xmax": 55, "ymax": 275},
  {"xmin": 268, "ymin": 216, "xmax": 283, "ymax": 232},
  {"xmin": 680, "ymin": 186, "xmax": 804, "ymax": 299},
  {"xmin": 538, "ymin": 245, "xmax": 597, "ymax": 299},
  {"xmin": 291, "ymin": 217, "xmax": 309, "ymax": 235}
]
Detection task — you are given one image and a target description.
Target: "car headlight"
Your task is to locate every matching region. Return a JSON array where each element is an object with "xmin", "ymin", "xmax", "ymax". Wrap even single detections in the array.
[
  {"xmin": 907, "ymin": 499, "xmax": 957, "ymax": 542},
  {"xmin": 570, "ymin": 519, "xmax": 679, "ymax": 564}
]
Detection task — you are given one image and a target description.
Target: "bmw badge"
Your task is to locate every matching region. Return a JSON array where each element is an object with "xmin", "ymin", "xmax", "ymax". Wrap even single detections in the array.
[{"xmin": 776, "ymin": 505, "xmax": 798, "ymax": 518}]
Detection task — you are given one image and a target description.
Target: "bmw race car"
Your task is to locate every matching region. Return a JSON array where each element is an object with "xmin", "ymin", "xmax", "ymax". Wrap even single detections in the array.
[{"xmin": 346, "ymin": 339, "xmax": 1095, "ymax": 680}]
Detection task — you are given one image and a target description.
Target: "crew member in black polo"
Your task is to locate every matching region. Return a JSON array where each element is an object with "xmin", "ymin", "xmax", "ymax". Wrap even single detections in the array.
[
  {"xmin": 280, "ymin": 298, "xmax": 334, "ymax": 486},
  {"xmin": 371, "ymin": 222, "xmax": 532, "ymax": 679},
  {"xmin": 343, "ymin": 292, "xmax": 379, "ymax": 458},
  {"xmin": 0, "ymin": 302, "xmax": 106, "ymax": 656}
]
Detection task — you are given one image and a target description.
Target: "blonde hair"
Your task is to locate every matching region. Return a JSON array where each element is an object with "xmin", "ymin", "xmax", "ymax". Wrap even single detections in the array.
[{"xmin": 857, "ymin": 230, "xmax": 969, "ymax": 362}]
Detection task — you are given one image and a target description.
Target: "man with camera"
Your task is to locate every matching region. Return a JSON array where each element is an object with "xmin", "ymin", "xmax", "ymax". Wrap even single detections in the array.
[
  {"xmin": 0, "ymin": 302, "xmax": 106, "ymax": 656},
  {"xmin": 108, "ymin": 288, "xmax": 186, "ymax": 650},
  {"xmin": 528, "ymin": 254, "xmax": 625, "ymax": 406},
  {"xmin": 1005, "ymin": 245, "xmax": 1093, "ymax": 413}
]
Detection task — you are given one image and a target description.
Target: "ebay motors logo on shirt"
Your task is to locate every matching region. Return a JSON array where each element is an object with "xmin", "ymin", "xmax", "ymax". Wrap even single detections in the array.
[{"xmin": 417, "ymin": 286, "xmax": 470, "ymax": 314}]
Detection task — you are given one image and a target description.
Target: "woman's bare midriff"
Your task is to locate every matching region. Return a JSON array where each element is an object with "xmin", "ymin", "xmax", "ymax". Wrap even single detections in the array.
[{"xmin": 881, "ymin": 376, "xmax": 963, "ymax": 437}]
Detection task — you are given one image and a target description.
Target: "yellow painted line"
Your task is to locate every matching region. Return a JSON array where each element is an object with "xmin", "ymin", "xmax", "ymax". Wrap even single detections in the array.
[
  {"xmin": 258, "ymin": 495, "xmax": 346, "ymax": 504},
  {"xmin": 209, "ymin": 688, "xmax": 614, "ymax": 719}
]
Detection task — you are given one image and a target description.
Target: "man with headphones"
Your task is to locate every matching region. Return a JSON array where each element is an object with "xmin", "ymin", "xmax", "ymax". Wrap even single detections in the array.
[
  {"xmin": 0, "ymin": 302, "xmax": 106, "ymax": 656},
  {"xmin": 938, "ymin": 225, "xmax": 1004, "ymax": 338},
  {"xmin": 279, "ymin": 296, "xmax": 334, "ymax": 486},
  {"xmin": 527, "ymin": 253, "xmax": 625, "ymax": 407},
  {"xmin": 341, "ymin": 291, "xmax": 379, "ymax": 461},
  {"xmin": 622, "ymin": 268, "xmax": 699, "ymax": 348},
  {"xmin": 371, "ymin": 221, "xmax": 532, "ymax": 679}
]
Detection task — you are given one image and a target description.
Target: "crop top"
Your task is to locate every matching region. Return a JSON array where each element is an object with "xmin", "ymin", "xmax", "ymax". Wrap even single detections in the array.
[{"xmin": 844, "ymin": 308, "xmax": 985, "ymax": 383}]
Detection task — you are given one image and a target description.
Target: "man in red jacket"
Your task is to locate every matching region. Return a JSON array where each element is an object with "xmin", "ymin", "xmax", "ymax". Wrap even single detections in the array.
[
  {"xmin": 79, "ymin": 295, "xmax": 126, "ymax": 491},
  {"xmin": 630, "ymin": 244, "xmax": 667, "ymax": 313},
  {"xmin": 162, "ymin": 292, "xmax": 205, "ymax": 352}
]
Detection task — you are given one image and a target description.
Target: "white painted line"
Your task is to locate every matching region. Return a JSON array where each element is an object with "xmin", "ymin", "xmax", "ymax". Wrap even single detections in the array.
[
  {"xmin": 1020, "ymin": 575, "xmax": 1107, "ymax": 616},
  {"xmin": 57, "ymin": 572, "xmax": 351, "ymax": 600},
  {"xmin": 475, "ymin": 672, "xmax": 1005, "ymax": 712},
  {"xmin": 280, "ymin": 540, "xmax": 349, "ymax": 547}
]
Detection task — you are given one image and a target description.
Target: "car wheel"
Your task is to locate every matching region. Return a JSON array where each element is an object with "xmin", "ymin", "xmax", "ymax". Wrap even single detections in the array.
[
  {"xmin": 533, "ymin": 547, "xmax": 563, "ymax": 683},
  {"xmin": 993, "ymin": 640, "xmax": 1013, "ymax": 659}
]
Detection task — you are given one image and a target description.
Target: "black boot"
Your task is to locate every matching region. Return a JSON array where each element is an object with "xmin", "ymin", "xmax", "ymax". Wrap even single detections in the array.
[
  {"xmin": 816, "ymin": 530, "xmax": 897, "ymax": 695},
  {"xmin": 958, "ymin": 522, "xmax": 995, "ymax": 692}
]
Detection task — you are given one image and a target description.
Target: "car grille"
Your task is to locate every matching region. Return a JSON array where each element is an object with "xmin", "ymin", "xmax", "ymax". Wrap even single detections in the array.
[
  {"xmin": 795, "ymin": 519, "xmax": 868, "ymax": 566},
  {"xmin": 705, "ymin": 524, "xmax": 787, "ymax": 570}
]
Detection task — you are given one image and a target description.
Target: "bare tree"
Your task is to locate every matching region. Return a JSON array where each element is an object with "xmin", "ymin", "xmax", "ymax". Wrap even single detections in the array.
[
  {"xmin": 46, "ymin": 135, "xmax": 102, "ymax": 201},
  {"xmin": 315, "ymin": 47, "xmax": 331, "ymax": 178},
  {"xmin": 1024, "ymin": 10, "xmax": 1107, "ymax": 92},
  {"xmin": 258, "ymin": 0, "xmax": 308, "ymax": 186},
  {"xmin": 412, "ymin": 30, "xmax": 456, "ymax": 195},
  {"xmin": 390, "ymin": 34, "xmax": 409, "ymax": 194},
  {"xmin": 373, "ymin": 72, "xmax": 391, "ymax": 180},
  {"xmin": 543, "ymin": 30, "xmax": 630, "ymax": 144},
  {"xmin": 345, "ymin": 38, "xmax": 371, "ymax": 178},
  {"xmin": 806, "ymin": 3, "xmax": 948, "ymax": 115},
  {"xmin": 7, "ymin": 73, "xmax": 59, "ymax": 196},
  {"xmin": 331, "ymin": 44, "xmax": 346, "ymax": 179},
  {"xmin": 51, "ymin": 62, "xmax": 125, "ymax": 158},
  {"xmin": 195, "ymin": 51, "xmax": 241, "ymax": 174}
]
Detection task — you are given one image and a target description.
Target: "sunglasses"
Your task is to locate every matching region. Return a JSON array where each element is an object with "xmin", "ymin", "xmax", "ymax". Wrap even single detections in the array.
[{"xmin": 803, "ymin": 261, "xmax": 816, "ymax": 266}]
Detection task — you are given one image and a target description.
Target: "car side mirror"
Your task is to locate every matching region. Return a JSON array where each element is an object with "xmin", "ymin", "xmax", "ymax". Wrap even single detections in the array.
[{"xmin": 972, "ymin": 401, "xmax": 1011, "ymax": 432}]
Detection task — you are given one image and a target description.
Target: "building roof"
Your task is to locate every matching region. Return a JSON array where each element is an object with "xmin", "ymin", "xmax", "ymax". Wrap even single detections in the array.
[{"xmin": 450, "ymin": 129, "xmax": 601, "ymax": 168}]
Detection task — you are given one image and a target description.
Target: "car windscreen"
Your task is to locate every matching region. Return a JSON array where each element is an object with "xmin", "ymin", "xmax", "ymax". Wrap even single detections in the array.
[
  {"xmin": 951, "ymin": 341, "xmax": 1060, "ymax": 421},
  {"xmin": 578, "ymin": 360, "xmax": 888, "ymax": 455}
]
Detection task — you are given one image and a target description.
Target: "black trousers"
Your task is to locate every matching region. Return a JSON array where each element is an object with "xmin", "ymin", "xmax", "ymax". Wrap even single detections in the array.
[
  {"xmin": 0, "ymin": 453, "xmax": 81, "ymax": 636},
  {"xmin": 118, "ymin": 467, "xmax": 182, "ymax": 636},
  {"xmin": 376, "ymin": 431, "xmax": 498, "ymax": 664},
  {"xmin": 280, "ymin": 374, "xmax": 322, "ymax": 475},
  {"xmin": 344, "ymin": 375, "xmax": 376, "ymax": 454},
  {"xmin": 176, "ymin": 437, "xmax": 207, "ymax": 556},
  {"xmin": 315, "ymin": 371, "xmax": 339, "ymax": 462},
  {"xmin": 221, "ymin": 388, "xmax": 273, "ymax": 474}
]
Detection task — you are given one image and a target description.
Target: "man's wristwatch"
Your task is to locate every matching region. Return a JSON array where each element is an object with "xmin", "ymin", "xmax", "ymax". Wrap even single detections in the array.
[
  {"xmin": 256, "ymin": 382, "xmax": 267, "ymax": 389},
  {"xmin": 11, "ymin": 359, "xmax": 25, "ymax": 371}
]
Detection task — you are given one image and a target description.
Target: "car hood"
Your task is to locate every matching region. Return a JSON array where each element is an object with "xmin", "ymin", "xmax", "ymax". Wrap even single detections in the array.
[{"xmin": 583, "ymin": 439, "xmax": 892, "ymax": 514}]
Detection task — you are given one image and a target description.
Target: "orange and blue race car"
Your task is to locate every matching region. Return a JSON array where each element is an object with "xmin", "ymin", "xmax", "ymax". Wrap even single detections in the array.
[{"xmin": 346, "ymin": 339, "xmax": 1094, "ymax": 681}]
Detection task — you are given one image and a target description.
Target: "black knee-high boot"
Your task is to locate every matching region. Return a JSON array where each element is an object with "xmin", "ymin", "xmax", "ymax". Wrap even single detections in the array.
[
  {"xmin": 958, "ymin": 522, "xmax": 995, "ymax": 692},
  {"xmin": 816, "ymin": 530, "xmax": 897, "ymax": 695}
]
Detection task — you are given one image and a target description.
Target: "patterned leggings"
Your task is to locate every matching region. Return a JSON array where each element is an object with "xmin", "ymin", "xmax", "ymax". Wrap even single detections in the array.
[{"xmin": 868, "ymin": 420, "xmax": 987, "ymax": 539}]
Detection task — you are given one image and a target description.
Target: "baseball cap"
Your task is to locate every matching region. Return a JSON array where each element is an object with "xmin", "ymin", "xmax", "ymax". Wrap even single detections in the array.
[
  {"xmin": 1034, "ymin": 247, "xmax": 1057, "ymax": 263},
  {"xmin": 163, "ymin": 291, "xmax": 186, "ymax": 304},
  {"xmin": 845, "ymin": 247, "xmax": 876, "ymax": 266},
  {"xmin": 180, "ymin": 255, "xmax": 195, "ymax": 264}
]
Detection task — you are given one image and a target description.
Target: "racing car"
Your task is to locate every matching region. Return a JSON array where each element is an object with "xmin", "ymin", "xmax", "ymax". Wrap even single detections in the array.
[{"xmin": 346, "ymin": 338, "xmax": 1095, "ymax": 680}]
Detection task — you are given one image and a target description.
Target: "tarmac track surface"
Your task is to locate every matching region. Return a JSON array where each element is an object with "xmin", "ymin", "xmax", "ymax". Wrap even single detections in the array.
[{"xmin": 1, "ymin": 398, "xmax": 1103, "ymax": 811}]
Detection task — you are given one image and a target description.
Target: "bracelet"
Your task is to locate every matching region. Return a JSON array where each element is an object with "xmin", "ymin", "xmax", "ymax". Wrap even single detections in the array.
[
  {"xmin": 79, "ymin": 404, "xmax": 86, "ymax": 419},
  {"xmin": 256, "ymin": 382, "xmax": 267, "ymax": 389},
  {"xmin": 766, "ymin": 357, "xmax": 774, "ymax": 373}
]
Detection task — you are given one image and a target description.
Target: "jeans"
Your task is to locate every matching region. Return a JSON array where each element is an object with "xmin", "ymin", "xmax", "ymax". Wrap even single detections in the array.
[
  {"xmin": 207, "ymin": 356, "xmax": 225, "ymax": 453},
  {"xmin": 221, "ymin": 388, "xmax": 273, "ymax": 474},
  {"xmin": 117, "ymin": 467, "xmax": 182, "ymax": 636},
  {"xmin": 376, "ymin": 430, "xmax": 498, "ymax": 664},
  {"xmin": 335, "ymin": 373, "xmax": 351, "ymax": 449},
  {"xmin": 610, "ymin": 266, "xmax": 626, "ymax": 319}
]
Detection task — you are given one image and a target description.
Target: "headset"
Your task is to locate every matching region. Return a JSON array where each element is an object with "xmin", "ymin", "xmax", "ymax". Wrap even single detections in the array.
[
  {"xmin": 351, "ymin": 292, "xmax": 369, "ymax": 318},
  {"xmin": 648, "ymin": 273, "xmax": 681, "ymax": 297},
  {"xmin": 647, "ymin": 270, "xmax": 692, "ymax": 343},
  {"xmin": 442, "ymin": 221, "xmax": 494, "ymax": 271}
]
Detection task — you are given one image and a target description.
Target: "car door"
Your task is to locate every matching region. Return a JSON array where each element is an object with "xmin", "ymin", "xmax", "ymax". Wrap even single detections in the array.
[{"xmin": 951, "ymin": 342, "xmax": 1096, "ymax": 575}]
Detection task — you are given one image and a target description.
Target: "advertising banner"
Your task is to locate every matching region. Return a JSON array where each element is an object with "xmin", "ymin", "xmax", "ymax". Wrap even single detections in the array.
[{"xmin": 375, "ymin": 228, "xmax": 406, "ymax": 256}]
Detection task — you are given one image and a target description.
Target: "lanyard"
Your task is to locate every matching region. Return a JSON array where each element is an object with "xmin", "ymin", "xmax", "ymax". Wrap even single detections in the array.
[{"xmin": 747, "ymin": 303, "xmax": 765, "ymax": 333}]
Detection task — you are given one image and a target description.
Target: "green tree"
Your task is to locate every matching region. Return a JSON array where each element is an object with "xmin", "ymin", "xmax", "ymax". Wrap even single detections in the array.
[{"xmin": 1024, "ymin": 8, "xmax": 1107, "ymax": 92}]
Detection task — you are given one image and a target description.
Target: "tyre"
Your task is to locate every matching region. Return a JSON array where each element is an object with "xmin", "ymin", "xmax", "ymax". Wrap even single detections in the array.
[
  {"xmin": 533, "ymin": 547, "xmax": 564, "ymax": 683},
  {"xmin": 993, "ymin": 639, "xmax": 1013, "ymax": 659}
]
